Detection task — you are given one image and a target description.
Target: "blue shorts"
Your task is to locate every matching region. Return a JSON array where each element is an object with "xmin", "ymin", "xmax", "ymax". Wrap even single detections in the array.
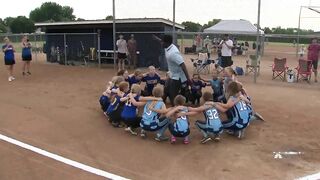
[
  {"xmin": 168, "ymin": 123, "xmax": 190, "ymax": 137},
  {"xmin": 195, "ymin": 120, "xmax": 223, "ymax": 135},
  {"xmin": 4, "ymin": 58, "xmax": 15, "ymax": 65},
  {"xmin": 140, "ymin": 117, "xmax": 169, "ymax": 132}
]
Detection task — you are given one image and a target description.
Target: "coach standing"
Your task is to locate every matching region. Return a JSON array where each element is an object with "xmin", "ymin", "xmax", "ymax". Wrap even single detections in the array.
[
  {"xmin": 219, "ymin": 34, "xmax": 233, "ymax": 68},
  {"xmin": 162, "ymin": 35, "xmax": 191, "ymax": 106}
]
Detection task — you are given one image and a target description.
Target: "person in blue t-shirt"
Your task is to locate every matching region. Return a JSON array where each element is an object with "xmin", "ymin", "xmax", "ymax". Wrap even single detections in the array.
[
  {"xmin": 2, "ymin": 37, "xmax": 16, "ymax": 82},
  {"xmin": 202, "ymin": 70, "xmax": 224, "ymax": 102},
  {"xmin": 21, "ymin": 36, "xmax": 32, "ymax": 76},
  {"xmin": 107, "ymin": 81, "xmax": 129, "ymax": 128},
  {"xmin": 142, "ymin": 66, "xmax": 161, "ymax": 96},
  {"xmin": 127, "ymin": 69, "xmax": 143, "ymax": 88},
  {"xmin": 190, "ymin": 74, "xmax": 206, "ymax": 105}
]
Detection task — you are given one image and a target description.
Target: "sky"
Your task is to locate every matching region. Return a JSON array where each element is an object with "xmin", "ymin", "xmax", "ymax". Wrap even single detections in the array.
[{"xmin": 0, "ymin": 0, "xmax": 320, "ymax": 31}]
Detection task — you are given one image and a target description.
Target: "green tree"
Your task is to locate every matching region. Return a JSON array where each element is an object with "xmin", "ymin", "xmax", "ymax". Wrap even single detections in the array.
[
  {"xmin": 105, "ymin": 15, "xmax": 113, "ymax": 20},
  {"xmin": 29, "ymin": 2, "xmax": 76, "ymax": 22},
  {"xmin": 181, "ymin": 21, "xmax": 202, "ymax": 32},
  {"xmin": 202, "ymin": 19, "xmax": 221, "ymax": 31},
  {"xmin": 9, "ymin": 16, "xmax": 35, "ymax": 33},
  {"xmin": 263, "ymin": 27, "xmax": 272, "ymax": 34},
  {"xmin": 0, "ymin": 18, "xmax": 7, "ymax": 33}
]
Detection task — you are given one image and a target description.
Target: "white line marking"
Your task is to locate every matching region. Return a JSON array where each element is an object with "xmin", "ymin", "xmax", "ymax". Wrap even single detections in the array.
[
  {"xmin": 0, "ymin": 134, "xmax": 129, "ymax": 180},
  {"xmin": 296, "ymin": 172, "xmax": 320, "ymax": 180}
]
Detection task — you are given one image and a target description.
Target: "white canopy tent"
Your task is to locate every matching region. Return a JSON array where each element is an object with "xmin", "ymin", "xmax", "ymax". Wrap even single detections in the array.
[{"xmin": 204, "ymin": 19, "xmax": 264, "ymax": 35}]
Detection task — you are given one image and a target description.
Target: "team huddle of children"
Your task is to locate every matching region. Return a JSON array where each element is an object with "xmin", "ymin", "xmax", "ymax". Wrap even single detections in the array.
[{"xmin": 99, "ymin": 66, "xmax": 260, "ymax": 144}]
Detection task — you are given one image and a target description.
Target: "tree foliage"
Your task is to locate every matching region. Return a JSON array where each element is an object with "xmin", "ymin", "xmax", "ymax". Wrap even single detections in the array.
[
  {"xmin": 202, "ymin": 19, "xmax": 221, "ymax": 31},
  {"xmin": 29, "ymin": 2, "xmax": 76, "ymax": 22},
  {"xmin": 9, "ymin": 16, "xmax": 35, "ymax": 33},
  {"xmin": 105, "ymin": 15, "xmax": 113, "ymax": 20},
  {"xmin": 0, "ymin": 18, "xmax": 7, "ymax": 33},
  {"xmin": 181, "ymin": 21, "xmax": 202, "ymax": 32}
]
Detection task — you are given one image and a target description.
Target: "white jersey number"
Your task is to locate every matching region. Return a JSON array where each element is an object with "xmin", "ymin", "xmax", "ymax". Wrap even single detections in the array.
[{"xmin": 206, "ymin": 109, "xmax": 219, "ymax": 120}]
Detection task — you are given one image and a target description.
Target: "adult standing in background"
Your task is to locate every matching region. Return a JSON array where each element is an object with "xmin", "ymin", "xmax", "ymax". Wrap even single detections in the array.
[
  {"xmin": 219, "ymin": 34, "xmax": 233, "ymax": 68},
  {"xmin": 116, "ymin": 34, "xmax": 128, "ymax": 70},
  {"xmin": 2, "ymin": 37, "xmax": 15, "ymax": 82},
  {"xmin": 152, "ymin": 34, "xmax": 168, "ymax": 71},
  {"xmin": 204, "ymin": 36, "xmax": 212, "ymax": 58},
  {"xmin": 21, "ymin": 36, "xmax": 32, "ymax": 76},
  {"xmin": 127, "ymin": 34, "xmax": 137, "ymax": 69},
  {"xmin": 163, "ymin": 35, "xmax": 191, "ymax": 106},
  {"xmin": 307, "ymin": 38, "xmax": 320, "ymax": 83}
]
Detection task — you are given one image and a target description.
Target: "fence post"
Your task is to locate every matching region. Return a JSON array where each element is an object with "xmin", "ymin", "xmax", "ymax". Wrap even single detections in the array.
[
  {"xmin": 64, "ymin": 33, "xmax": 67, "ymax": 65},
  {"xmin": 97, "ymin": 30, "xmax": 101, "ymax": 69},
  {"xmin": 34, "ymin": 33, "xmax": 38, "ymax": 62}
]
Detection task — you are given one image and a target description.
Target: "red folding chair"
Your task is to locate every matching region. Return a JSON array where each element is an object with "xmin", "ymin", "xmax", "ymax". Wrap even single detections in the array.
[
  {"xmin": 272, "ymin": 58, "xmax": 288, "ymax": 81},
  {"xmin": 295, "ymin": 59, "xmax": 312, "ymax": 83}
]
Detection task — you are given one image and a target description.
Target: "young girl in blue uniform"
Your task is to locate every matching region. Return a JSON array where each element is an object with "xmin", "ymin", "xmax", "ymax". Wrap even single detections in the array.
[
  {"xmin": 99, "ymin": 76, "xmax": 124, "ymax": 113},
  {"xmin": 130, "ymin": 86, "xmax": 170, "ymax": 142},
  {"xmin": 166, "ymin": 95, "xmax": 193, "ymax": 144},
  {"xmin": 191, "ymin": 92, "xmax": 224, "ymax": 144},
  {"xmin": 142, "ymin": 66, "xmax": 161, "ymax": 96},
  {"xmin": 214, "ymin": 82, "xmax": 251, "ymax": 139},
  {"xmin": 190, "ymin": 74, "xmax": 206, "ymax": 105},
  {"xmin": 21, "ymin": 36, "xmax": 32, "ymax": 76},
  {"xmin": 121, "ymin": 84, "xmax": 142, "ymax": 135},
  {"xmin": 106, "ymin": 81, "xmax": 129, "ymax": 127},
  {"xmin": 2, "ymin": 37, "xmax": 15, "ymax": 82}
]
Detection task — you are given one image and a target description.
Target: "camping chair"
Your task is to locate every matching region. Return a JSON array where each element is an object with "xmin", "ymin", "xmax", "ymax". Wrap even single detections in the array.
[
  {"xmin": 245, "ymin": 55, "xmax": 260, "ymax": 76},
  {"xmin": 272, "ymin": 58, "xmax": 288, "ymax": 81},
  {"xmin": 191, "ymin": 53, "xmax": 214, "ymax": 74},
  {"xmin": 295, "ymin": 59, "xmax": 312, "ymax": 83}
]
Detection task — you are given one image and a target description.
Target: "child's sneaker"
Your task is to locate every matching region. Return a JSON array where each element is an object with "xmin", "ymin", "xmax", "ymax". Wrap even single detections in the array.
[
  {"xmin": 155, "ymin": 136, "xmax": 169, "ymax": 142},
  {"xmin": 140, "ymin": 130, "xmax": 146, "ymax": 138},
  {"xmin": 213, "ymin": 134, "xmax": 221, "ymax": 142},
  {"xmin": 183, "ymin": 137, "xmax": 190, "ymax": 144},
  {"xmin": 201, "ymin": 136, "xmax": 212, "ymax": 144},
  {"xmin": 129, "ymin": 128, "xmax": 138, "ymax": 136},
  {"xmin": 237, "ymin": 129, "xmax": 245, "ymax": 139},
  {"xmin": 170, "ymin": 136, "xmax": 176, "ymax": 144}
]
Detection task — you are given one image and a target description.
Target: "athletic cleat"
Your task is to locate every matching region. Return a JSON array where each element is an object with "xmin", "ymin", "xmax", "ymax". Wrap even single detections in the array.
[
  {"xmin": 237, "ymin": 130, "xmax": 245, "ymax": 139},
  {"xmin": 11, "ymin": 76, "xmax": 15, "ymax": 80},
  {"xmin": 140, "ymin": 130, "xmax": 146, "ymax": 138},
  {"xmin": 201, "ymin": 137, "xmax": 212, "ymax": 144},
  {"xmin": 129, "ymin": 128, "xmax": 138, "ymax": 136},
  {"xmin": 124, "ymin": 127, "xmax": 131, "ymax": 131},
  {"xmin": 213, "ymin": 135, "xmax": 221, "ymax": 142},
  {"xmin": 8, "ymin": 77, "xmax": 12, "ymax": 82},
  {"xmin": 27, "ymin": 72, "xmax": 31, "ymax": 75},
  {"xmin": 226, "ymin": 130, "xmax": 235, "ymax": 135},
  {"xmin": 254, "ymin": 112, "xmax": 264, "ymax": 121},
  {"xmin": 170, "ymin": 136, "xmax": 176, "ymax": 144},
  {"xmin": 155, "ymin": 136, "xmax": 169, "ymax": 142},
  {"xmin": 183, "ymin": 138, "xmax": 190, "ymax": 144}
]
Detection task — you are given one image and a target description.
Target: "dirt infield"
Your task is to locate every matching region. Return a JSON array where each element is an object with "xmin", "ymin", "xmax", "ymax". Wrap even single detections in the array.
[{"xmin": 0, "ymin": 48, "xmax": 319, "ymax": 180}]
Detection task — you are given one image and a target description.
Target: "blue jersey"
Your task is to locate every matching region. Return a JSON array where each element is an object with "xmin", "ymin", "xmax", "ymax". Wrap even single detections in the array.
[
  {"xmin": 106, "ymin": 95, "xmax": 121, "ymax": 114},
  {"xmin": 210, "ymin": 79, "xmax": 223, "ymax": 96},
  {"xmin": 203, "ymin": 104, "xmax": 223, "ymax": 133},
  {"xmin": 22, "ymin": 43, "xmax": 32, "ymax": 57},
  {"xmin": 128, "ymin": 76, "xmax": 141, "ymax": 87},
  {"xmin": 191, "ymin": 80, "xmax": 206, "ymax": 93},
  {"xmin": 141, "ymin": 101, "xmax": 163, "ymax": 127},
  {"xmin": 2, "ymin": 44, "xmax": 14, "ymax": 61},
  {"xmin": 142, "ymin": 74, "xmax": 160, "ymax": 93},
  {"xmin": 173, "ymin": 107, "xmax": 189, "ymax": 133},
  {"xmin": 225, "ymin": 99, "xmax": 250, "ymax": 129},
  {"xmin": 121, "ymin": 95, "xmax": 140, "ymax": 119}
]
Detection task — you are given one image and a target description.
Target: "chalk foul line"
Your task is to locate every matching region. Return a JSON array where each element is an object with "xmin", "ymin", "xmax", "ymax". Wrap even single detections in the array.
[{"xmin": 0, "ymin": 134, "xmax": 129, "ymax": 180}]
